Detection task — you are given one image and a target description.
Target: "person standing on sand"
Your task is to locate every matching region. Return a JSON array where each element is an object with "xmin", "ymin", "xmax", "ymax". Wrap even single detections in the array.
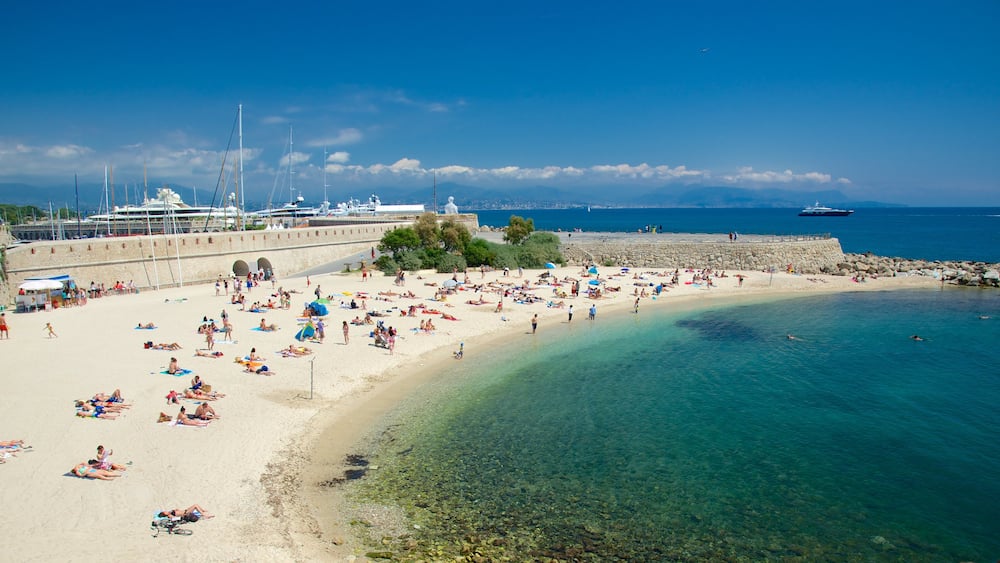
[
  {"xmin": 589, "ymin": 305, "xmax": 597, "ymax": 321},
  {"xmin": 0, "ymin": 312, "xmax": 9, "ymax": 339},
  {"xmin": 205, "ymin": 330, "xmax": 215, "ymax": 351},
  {"xmin": 567, "ymin": 305, "xmax": 573, "ymax": 323},
  {"xmin": 316, "ymin": 319, "xmax": 325, "ymax": 342},
  {"xmin": 44, "ymin": 322, "xmax": 57, "ymax": 338},
  {"xmin": 342, "ymin": 321, "xmax": 350, "ymax": 344},
  {"xmin": 531, "ymin": 314, "xmax": 538, "ymax": 334}
]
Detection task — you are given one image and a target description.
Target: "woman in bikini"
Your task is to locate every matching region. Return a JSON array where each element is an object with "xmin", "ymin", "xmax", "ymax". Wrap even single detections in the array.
[
  {"xmin": 175, "ymin": 406, "xmax": 208, "ymax": 427},
  {"xmin": 72, "ymin": 462, "xmax": 122, "ymax": 480},
  {"xmin": 159, "ymin": 505, "xmax": 214, "ymax": 521}
]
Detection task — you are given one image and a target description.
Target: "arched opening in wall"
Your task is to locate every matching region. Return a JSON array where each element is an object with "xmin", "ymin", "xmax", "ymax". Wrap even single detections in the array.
[
  {"xmin": 232, "ymin": 260, "xmax": 250, "ymax": 277},
  {"xmin": 256, "ymin": 257, "xmax": 274, "ymax": 279}
]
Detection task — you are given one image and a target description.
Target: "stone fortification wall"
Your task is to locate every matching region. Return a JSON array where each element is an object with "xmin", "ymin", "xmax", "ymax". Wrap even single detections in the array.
[
  {"xmin": 3, "ymin": 223, "xmax": 403, "ymax": 303},
  {"xmin": 560, "ymin": 235, "xmax": 845, "ymax": 273}
]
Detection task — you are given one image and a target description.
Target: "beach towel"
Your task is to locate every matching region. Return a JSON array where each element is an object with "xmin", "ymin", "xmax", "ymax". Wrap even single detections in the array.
[
  {"xmin": 134, "ymin": 326, "xmax": 157, "ymax": 330},
  {"xmin": 250, "ymin": 327, "xmax": 276, "ymax": 332},
  {"xmin": 168, "ymin": 420, "xmax": 203, "ymax": 428},
  {"xmin": 159, "ymin": 368, "xmax": 193, "ymax": 377}
]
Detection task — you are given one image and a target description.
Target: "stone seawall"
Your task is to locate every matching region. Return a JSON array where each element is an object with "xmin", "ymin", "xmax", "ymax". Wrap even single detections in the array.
[
  {"xmin": 3, "ymin": 223, "xmax": 404, "ymax": 304},
  {"xmin": 558, "ymin": 234, "xmax": 845, "ymax": 273}
]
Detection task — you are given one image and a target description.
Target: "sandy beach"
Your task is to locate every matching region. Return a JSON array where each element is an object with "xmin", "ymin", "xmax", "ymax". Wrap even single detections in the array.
[{"xmin": 0, "ymin": 257, "xmax": 940, "ymax": 561}]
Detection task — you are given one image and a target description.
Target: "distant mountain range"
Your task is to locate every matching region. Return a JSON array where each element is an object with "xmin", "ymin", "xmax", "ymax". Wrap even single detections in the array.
[{"xmin": 0, "ymin": 181, "xmax": 898, "ymax": 212}]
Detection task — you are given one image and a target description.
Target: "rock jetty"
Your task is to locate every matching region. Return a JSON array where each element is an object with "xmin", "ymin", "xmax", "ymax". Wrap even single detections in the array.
[{"xmin": 837, "ymin": 253, "xmax": 1000, "ymax": 288}]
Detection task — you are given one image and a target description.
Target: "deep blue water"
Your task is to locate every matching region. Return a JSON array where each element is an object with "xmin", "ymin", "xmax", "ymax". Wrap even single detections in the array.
[
  {"xmin": 475, "ymin": 208, "xmax": 1000, "ymax": 263},
  {"xmin": 353, "ymin": 289, "xmax": 1000, "ymax": 561}
]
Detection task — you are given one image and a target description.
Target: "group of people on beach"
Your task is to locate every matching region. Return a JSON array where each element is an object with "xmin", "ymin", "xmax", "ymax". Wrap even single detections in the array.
[
  {"xmin": 71, "ymin": 445, "xmax": 128, "ymax": 480},
  {"xmin": 75, "ymin": 389, "xmax": 130, "ymax": 420}
]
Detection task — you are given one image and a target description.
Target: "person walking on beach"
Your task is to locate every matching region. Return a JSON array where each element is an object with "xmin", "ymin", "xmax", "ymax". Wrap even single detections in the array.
[
  {"xmin": 531, "ymin": 314, "xmax": 538, "ymax": 334},
  {"xmin": 44, "ymin": 322, "xmax": 57, "ymax": 338},
  {"xmin": 342, "ymin": 321, "xmax": 350, "ymax": 344},
  {"xmin": 588, "ymin": 305, "xmax": 597, "ymax": 321},
  {"xmin": 316, "ymin": 319, "xmax": 325, "ymax": 342},
  {"xmin": 567, "ymin": 305, "xmax": 573, "ymax": 323},
  {"xmin": 0, "ymin": 312, "xmax": 9, "ymax": 339},
  {"xmin": 205, "ymin": 330, "xmax": 215, "ymax": 351}
]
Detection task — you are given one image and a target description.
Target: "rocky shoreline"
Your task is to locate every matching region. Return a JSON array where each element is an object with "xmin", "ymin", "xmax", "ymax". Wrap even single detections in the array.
[{"xmin": 836, "ymin": 253, "xmax": 1000, "ymax": 287}]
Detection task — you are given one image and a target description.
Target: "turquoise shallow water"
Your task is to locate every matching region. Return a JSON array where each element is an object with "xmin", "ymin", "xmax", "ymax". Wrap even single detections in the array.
[{"xmin": 351, "ymin": 289, "xmax": 1000, "ymax": 561}]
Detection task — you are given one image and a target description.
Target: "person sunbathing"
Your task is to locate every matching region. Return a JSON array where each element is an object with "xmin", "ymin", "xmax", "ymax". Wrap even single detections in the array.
[
  {"xmin": 440, "ymin": 313, "xmax": 458, "ymax": 321},
  {"xmin": 152, "ymin": 342, "xmax": 182, "ymax": 350},
  {"xmin": 425, "ymin": 320, "xmax": 436, "ymax": 331},
  {"xmin": 183, "ymin": 389, "xmax": 218, "ymax": 401},
  {"xmin": 72, "ymin": 462, "xmax": 121, "ymax": 480},
  {"xmin": 195, "ymin": 349, "xmax": 224, "ymax": 358},
  {"xmin": 280, "ymin": 345, "xmax": 313, "ymax": 357},
  {"xmin": 93, "ymin": 389, "xmax": 126, "ymax": 403},
  {"xmin": 193, "ymin": 402, "xmax": 219, "ymax": 421},
  {"xmin": 76, "ymin": 403, "xmax": 119, "ymax": 419},
  {"xmin": 245, "ymin": 364, "xmax": 274, "ymax": 375},
  {"xmin": 175, "ymin": 406, "xmax": 208, "ymax": 427},
  {"xmin": 259, "ymin": 319, "xmax": 278, "ymax": 331},
  {"xmin": 137, "ymin": 322, "xmax": 156, "ymax": 329},
  {"xmin": 158, "ymin": 505, "xmax": 214, "ymax": 522},
  {"xmin": 0, "ymin": 440, "xmax": 26, "ymax": 449},
  {"xmin": 83, "ymin": 398, "xmax": 129, "ymax": 411}
]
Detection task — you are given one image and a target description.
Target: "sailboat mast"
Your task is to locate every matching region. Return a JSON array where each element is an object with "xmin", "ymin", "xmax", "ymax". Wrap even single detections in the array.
[
  {"xmin": 288, "ymin": 125, "xmax": 294, "ymax": 204},
  {"xmin": 237, "ymin": 104, "xmax": 245, "ymax": 230},
  {"xmin": 75, "ymin": 173, "xmax": 81, "ymax": 239},
  {"xmin": 104, "ymin": 165, "xmax": 111, "ymax": 236},
  {"xmin": 323, "ymin": 147, "xmax": 329, "ymax": 203}
]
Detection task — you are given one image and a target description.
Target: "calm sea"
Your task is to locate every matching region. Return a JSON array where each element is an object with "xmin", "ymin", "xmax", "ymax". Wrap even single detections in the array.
[
  {"xmin": 475, "ymin": 207, "xmax": 1000, "ymax": 263},
  {"xmin": 351, "ymin": 289, "xmax": 1000, "ymax": 561},
  {"xmin": 345, "ymin": 209, "xmax": 999, "ymax": 560}
]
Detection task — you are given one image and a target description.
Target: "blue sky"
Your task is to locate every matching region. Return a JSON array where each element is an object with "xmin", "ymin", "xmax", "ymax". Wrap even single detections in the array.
[{"xmin": 1, "ymin": 1, "xmax": 997, "ymax": 206}]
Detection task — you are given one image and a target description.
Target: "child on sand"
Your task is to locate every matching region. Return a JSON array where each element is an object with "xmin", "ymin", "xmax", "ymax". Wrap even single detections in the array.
[{"xmin": 44, "ymin": 322, "xmax": 57, "ymax": 338}]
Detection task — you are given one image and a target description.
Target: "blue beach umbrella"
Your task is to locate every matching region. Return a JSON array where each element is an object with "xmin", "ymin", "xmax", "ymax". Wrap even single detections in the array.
[
  {"xmin": 588, "ymin": 279, "xmax": 601, "ymax": 286},
  {"xmin": 544, "ymin": 262, "xmax": 556, "ymax": 269},
  {"xmin": 588, "ymin": 266, "xmax": 599, "ymax": 275}
]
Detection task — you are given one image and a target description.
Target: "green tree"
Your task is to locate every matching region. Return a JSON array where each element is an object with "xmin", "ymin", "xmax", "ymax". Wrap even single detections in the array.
[
  {"xmin": 503, "ymin": 215, "xmax": 534, "ymax": 245},
  {"xmin": 462, "ymin": 238, "xmax": 495, "ymax": 267},
  {"xmin": 413, "ymin": 212, "xmax": 440, "ymax": 249},
  {"xmin": 440, "ymin": 219, "xmax": 471, "ymax": 252},
  {"xmin": 378, "ymin": 227, "xmax": 422, "ymax": 257}
]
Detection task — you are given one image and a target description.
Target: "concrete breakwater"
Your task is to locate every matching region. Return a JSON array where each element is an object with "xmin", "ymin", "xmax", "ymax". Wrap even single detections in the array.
[
  {"xmin": 555, "ymin": 232, "xmax": 845, "ymax": 274},
  {"xmin": 546, "ymin": 231, "xmax": 999, "ymax": 287},
  {"xmin": 2, "ymin": 222, "xmax": 403, "ymax": 304}
]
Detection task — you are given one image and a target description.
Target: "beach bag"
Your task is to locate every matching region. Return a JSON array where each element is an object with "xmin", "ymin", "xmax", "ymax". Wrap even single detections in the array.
[{"xmin": 202, "ymin": 384, "xmax": 212, "ymax": 394}]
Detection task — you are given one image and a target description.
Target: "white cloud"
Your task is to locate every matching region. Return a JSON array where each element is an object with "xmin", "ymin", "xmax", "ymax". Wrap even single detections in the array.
[
  {"xmin": 306, "ymin": 128, "xmax": 363, "ymax": 147},
  {"xmin": 327, "ymin": 151, "xmax": 350, "ymax": 164},
  {"xmin": 389, "ymin": 158, "xmax": 422, "ymax": 172},
  {"xmin": 279, "ymin": 151, "xmax": 311, "ymax": 168},
  {"xmin": 722, "ymin": 166, "xmax": 846, "ymax": 185},
  {"xmin": 45, "ymin": 144, "xmax": 91, "ymax": 158},
  {"xmin": 0, "ymin": 137, "xmax": 851, "ymax": 197},
  {"xmin": 261, "ymin": 115, "xmax": 288, "ymax": 125}
]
